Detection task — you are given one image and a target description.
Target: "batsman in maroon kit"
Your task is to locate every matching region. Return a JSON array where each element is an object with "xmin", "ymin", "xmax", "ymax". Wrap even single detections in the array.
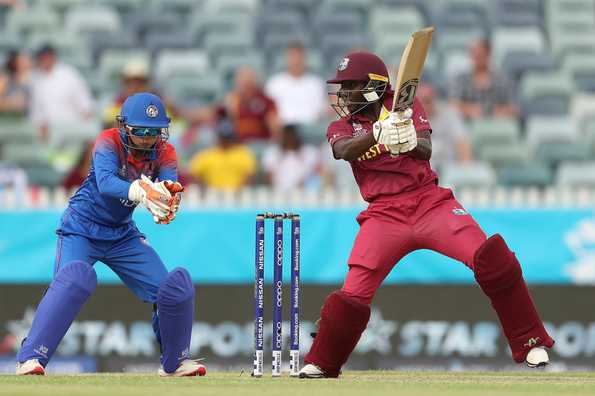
[{"xmin": 298, "ymin": 51, "xmax": 554, "ymax": 378}]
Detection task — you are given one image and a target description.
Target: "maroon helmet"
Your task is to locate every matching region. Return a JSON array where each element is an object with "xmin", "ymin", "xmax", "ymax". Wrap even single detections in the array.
[{"xmin": 327, "ymin": 51, "xmax": 390, "ymax": 117}]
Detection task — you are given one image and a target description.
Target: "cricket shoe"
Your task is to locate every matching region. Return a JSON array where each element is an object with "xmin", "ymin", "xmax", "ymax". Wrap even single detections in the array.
[
  {"xmin": 158, "ymin": 359, "xmax": 206, "ymax": 377},
  {"xmin": 526, "ymin": 346, "xmax": 549, "ymax": 368},
  {"xmin": 16, "ymin": 359, "xmax": 45, "ymax": 375},
  {"xmin": 298, "ymin": 364, "xmax": 327, "ymax": 379}
]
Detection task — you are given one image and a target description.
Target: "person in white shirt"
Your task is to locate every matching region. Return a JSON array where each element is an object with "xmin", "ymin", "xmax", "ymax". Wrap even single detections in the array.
[
  {"xmin": 418, "ymin": 83, "xmax": 473, "ymax": 173},
  {"xmin": 265, "ymin": 42, "xmax": 327, "ymax": 125},
  {"xmin": 262, "ymin": 124, "xmax": 320, "ymax": 191},
  {"xmin": 29, "ymin": 45, "xmax": 94, "ymax": 140}
]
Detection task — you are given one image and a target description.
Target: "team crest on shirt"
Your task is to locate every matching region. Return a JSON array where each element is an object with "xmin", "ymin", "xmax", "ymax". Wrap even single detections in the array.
[
  {"xmin": 352, "ymin": 122, "xmax": 366, "ymax": 137},
  {"xmin": 338, "ymin": 57, "xmax": 349, "ymax": 71},
  {"xmin": 146, "ymin": 104, "xmax": 159, "ymax": 118}
]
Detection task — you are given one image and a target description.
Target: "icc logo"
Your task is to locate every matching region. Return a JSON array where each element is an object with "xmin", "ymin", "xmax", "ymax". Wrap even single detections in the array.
[{"xmin": 146, "ymin": 104, "xmax": 159, "ymax": 118}]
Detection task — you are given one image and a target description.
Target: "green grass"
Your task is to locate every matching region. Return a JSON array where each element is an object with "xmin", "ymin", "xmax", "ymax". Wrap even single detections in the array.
[{"xmin": 1, "ymin": 371, "xmax": 595, "ymax": 396}]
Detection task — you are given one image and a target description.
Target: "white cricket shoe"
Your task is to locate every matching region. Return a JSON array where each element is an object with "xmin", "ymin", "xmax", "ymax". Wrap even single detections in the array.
[
  {"xmin": 526, "ymin": 346, "xmax": 549, "ymax": 368},
  {"xmin": 298, "ymin": 364, "xmax": 326, "ymax": 378},
  {"xmin": 158, "ymin": 359, "xmax": 206, "ymax": 377},
  {"xmin": 16, "ymin": 359, "xmax": 45, "ymax": 375}
]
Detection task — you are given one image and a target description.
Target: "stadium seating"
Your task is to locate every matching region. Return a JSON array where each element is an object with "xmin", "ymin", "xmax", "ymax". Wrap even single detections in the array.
[
  {"xmin": 98, "ymin": 50, "xmax": 151, "ymax": 92},
  {"xmin": 526, "ymin": 116, "xmax": 579, "ymax": 152},
  {"xmin": 557, "ymin": 161, "xmax": 595, "ymax": 187},
  {"xmin": 491, "ymin": 27, "xmax": 546, "ymax": 65},
  {"xmin": 498, "ymin": 163, "xmax": 553, "ymax": 187},
  {"xmin": 471, "ymin": 118, "xmax": 520, "ymax": 150},
  {"xmin": 1, "ymin": 0, "xmax": 595, "ymax": 193},
  {"xmin": 440, "ymin": 161, "xmax": 497, "ymax": 189},
  {"xmin": 0, "ymin": 120, "xmax": 37, "ymax": 145},
  {"xmin": 64, "ymin": 5, "xmax": 122, "ymax": 35},
  {"xmin": 5, "ymin": 7, "xmax": 60, "ymax": 36},
  {"xmin": 154, "ymin": 50, "xmax": 210, "ymax": 81}
]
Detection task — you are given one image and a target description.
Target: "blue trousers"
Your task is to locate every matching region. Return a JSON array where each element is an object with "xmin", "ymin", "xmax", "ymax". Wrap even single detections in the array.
[
  {"xmin": 18, "ymin": 211, "xmax": 168, "ymax": 365},
  {"xmin": 54, "ymin": 231, "xmax": 168, "ymax": 304}
]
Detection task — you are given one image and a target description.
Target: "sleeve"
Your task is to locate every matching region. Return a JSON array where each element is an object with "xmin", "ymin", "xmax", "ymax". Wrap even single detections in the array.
[
  {"xmin": 447, "ymin": 73, "xmax": 466, "ymax": 101},
  {"xmin": 157, "ymin": 144, "xmax": 178, "ymax": 182},
  {"xmin": 314, "ymin": 77, "xmax": 328, "ymax": 119},
  {"xmin": 68, "ymin": 66, "xmax": 94, "ymax": 117},
  {"xmin": 493, "ymin": 72, "xmax": 515, "ymax": 105},
  {"xmin": 29, "ymin": 80, "xmax": 47, "ymax": 126},
  {"xmin": 326, "ymin": 120, "xmax": 352, "ymax": 147},
  {"xmin": 264, "ymin": 76, "xmax": 277, "ymax": 100},
  {"xmin": 93, "ymin": 134, "xmax": 132, "ymax": 199},
  {"xmin": 412, "ymin": 97, "xmax": 432, "ymax": 133},
  {"xmin": 445, "ymin": 104, "xmax": 468, "ymax": 140},
  {"xmin": 261, "ymin": 146, "xmax": 277, "ymax": 172}
]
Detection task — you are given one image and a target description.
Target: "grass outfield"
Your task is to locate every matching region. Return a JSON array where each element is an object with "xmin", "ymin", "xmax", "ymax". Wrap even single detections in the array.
[{"xmin": 1, "ymin": 371, "xmax": 595, "ymax": 396}]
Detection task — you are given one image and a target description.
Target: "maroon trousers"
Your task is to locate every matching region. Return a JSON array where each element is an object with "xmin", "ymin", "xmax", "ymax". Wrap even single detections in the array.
[{"xmin": 305, "ymin": 184, "xmax": 554, "ymax": 376}]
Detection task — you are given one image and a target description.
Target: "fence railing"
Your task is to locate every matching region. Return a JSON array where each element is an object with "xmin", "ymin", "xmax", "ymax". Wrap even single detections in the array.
[{"xmin": 2, "ymin": 185, "xmax": 595, "ymax": 209}]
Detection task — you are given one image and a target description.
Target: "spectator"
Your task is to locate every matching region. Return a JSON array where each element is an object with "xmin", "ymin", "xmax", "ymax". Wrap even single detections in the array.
[
  {"xmin": 320, "ymin": 143, "xmax": 358, "ymax": 192},
  {"xmin": 262, "ymin": 125, "xmax": 320, "ymax": 191},
  {"xmin": 29, "ymin": 44, "xmax": 94, "ymax": 140},
  {"xmin": 448, "ymin": 39, "xmax": 518, "ymax": 120},
  {"xmin": 62, "ymin": 142, "xmax": 93, "ymax": 191},
  {"xmin": 62, "ymin": 141, "xmax": 93, "ymax": 190},
  {"xmin": 188, "ymin": 119, "xmax": 256, "ymax": 191},
  {"xmin": 418, "ymin": 83, "xmax": 473, "ymax": 173},
  {"xmin": 220, "ymin": 66, "xmax": 280, "ymax": 141},
  {"xmin": 102, "ymin": 60, "xmax": 154, "ymax": 128},
  {"xmin": 0, "ymin": 50, "xmax": 30, "ymax": 117},
  {"xmin": 102, "ymin": 60, "xmax": 180, "ymax": 129},
  {"xmin": 265, "ymin": 42, "xmax": 327, "ymax": 125}
]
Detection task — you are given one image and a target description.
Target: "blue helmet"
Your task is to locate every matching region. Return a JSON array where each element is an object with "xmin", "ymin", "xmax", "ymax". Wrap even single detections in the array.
[
  {"xmin": 119, "ymin": 92, "xmax": 170, "ymax": 128},
  {"xmin": 117, "ymin": 92, "xmax": 170, "ymax": 159}
]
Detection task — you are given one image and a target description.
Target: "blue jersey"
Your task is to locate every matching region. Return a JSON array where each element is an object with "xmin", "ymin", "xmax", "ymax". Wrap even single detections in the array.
[{"xmin": 63, "ymin": 128, "xmax": 178, "ymax": 238}]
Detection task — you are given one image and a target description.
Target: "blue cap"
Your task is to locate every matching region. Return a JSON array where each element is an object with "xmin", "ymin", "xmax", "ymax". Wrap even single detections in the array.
[{"xmin": 120, "ymin": 92, "xmax": 170, "ymax": 128}]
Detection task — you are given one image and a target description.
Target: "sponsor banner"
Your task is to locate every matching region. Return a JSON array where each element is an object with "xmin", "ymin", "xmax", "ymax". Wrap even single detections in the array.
[
  {"xmin": 1, "ymin": 209, "xmax": 595, "ymax": 284},
  {"xmin": 1, "ymin": 285, "xmax": 594, "ymax": 372}
]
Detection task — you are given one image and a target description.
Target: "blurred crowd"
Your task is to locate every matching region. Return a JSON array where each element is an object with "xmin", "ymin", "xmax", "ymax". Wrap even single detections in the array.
[{"xmin": 0, "ymin": 36, "xmax": 516, "ymax": 194}]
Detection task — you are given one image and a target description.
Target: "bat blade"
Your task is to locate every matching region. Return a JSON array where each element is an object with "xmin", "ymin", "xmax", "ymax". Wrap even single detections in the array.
[{"xmin": 391, "ymin": 26, "xmax": 435, "ymax": 113}]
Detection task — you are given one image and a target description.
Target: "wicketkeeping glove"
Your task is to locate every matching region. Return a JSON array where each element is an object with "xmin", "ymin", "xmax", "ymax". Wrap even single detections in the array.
[
  {"xmin": 128, "ymin": 175, "xmax": 173, "ymax": 222},
  {"xmin": 153, "ymin": 180, "xmax": 184, "ymax": 224}
]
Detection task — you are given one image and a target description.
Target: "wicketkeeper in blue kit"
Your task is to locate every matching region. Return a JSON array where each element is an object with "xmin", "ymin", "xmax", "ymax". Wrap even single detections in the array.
[{"xmin": 16, "ymin": 92, "xmax": 205, "ymax": 377}]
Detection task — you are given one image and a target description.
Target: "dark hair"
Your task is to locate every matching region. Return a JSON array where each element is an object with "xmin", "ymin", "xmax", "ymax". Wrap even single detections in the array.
[
  {"xmin": 35, "ymin": 44, "xmax": 56, "ymax": 59},
  {"xmin": 476, "ymin": 38, "xmax": 491, "ymax": 53},
  {"xmin": 5, "ymin": 50, "xmax": 19, "ymax": 76},
  {"xmin": 286, "ymin": 41, "xmax": 305, "ymax": 52},
  {"xmin": 281, "ymin": 124, "xmax": 302, "ymax": 150}
]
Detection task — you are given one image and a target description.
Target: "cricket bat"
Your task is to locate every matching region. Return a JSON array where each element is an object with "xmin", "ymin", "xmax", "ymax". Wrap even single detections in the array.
[{"xmin": 391, "ymin": 26, "xmax": 435, "ymax": 114}]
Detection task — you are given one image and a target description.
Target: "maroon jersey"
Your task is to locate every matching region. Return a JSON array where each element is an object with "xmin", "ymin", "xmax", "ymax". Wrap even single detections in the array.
[{"xmin": 326, "ymin": 95, "xmax": 437, "ymax": 202}]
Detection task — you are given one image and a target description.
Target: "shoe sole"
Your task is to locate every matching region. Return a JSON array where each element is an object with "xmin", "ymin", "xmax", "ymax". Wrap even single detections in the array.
[
  {"xmin": 298, "ymin": 372, "xmax": 326, "ymax": 379},
  {"xmin": 526, "ymin": 361, "xmax": 549, "ymax": 368},
  {"xmin": 159, "ymin": 368, "xmax": 200, "ymax": 377},
  {"xmin": 18, "ymin": 367, "xmax": 45, "ymax": 375}
]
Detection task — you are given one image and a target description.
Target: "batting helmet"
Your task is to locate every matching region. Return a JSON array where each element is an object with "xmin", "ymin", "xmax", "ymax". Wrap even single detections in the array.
[{"xmin": 327, "ymin": 51, "xmax": 390, "ymax": 117}]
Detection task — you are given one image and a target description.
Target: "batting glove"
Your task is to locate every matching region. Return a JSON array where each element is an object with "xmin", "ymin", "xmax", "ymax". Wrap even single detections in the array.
[
  {"xmin": 386, "ymin": 110, "xmax": 418, "ymax": 155},
  {"xmin": 372, "ymin": 108, "xmax": 416, "ymax": 150}
]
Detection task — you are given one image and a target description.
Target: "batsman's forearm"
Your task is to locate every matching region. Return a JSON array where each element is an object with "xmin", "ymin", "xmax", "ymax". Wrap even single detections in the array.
[
  {"xmin": 333, "ymin": 133, "xmax": 377, "ymax": 161},
  {"xmin": 408, "ymin": 138, "xmax": 432, "ymax": 161}
]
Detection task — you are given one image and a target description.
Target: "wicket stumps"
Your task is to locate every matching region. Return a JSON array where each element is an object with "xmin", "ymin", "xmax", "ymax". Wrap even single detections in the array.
[{"xmin": 253, "ymin": 212, "xmax": 301, "ymax": 378}]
